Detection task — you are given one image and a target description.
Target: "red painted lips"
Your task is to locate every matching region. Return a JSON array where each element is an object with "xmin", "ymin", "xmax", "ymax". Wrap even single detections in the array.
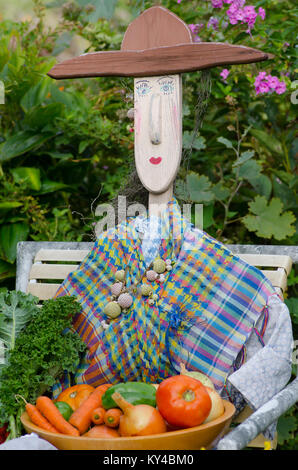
[{"xmin": 149, "ymin": 157, "xmax": 162, "ymax": 165}]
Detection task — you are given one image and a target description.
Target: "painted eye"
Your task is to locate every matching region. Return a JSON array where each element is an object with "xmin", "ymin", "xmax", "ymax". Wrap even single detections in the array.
[
  {"xmin": 136, "ymin": 81, "xmax": 151, "ymax": 97},
  {"xmin": 160, "ymin": 81, "xmax": 174, "ymax": 95}
]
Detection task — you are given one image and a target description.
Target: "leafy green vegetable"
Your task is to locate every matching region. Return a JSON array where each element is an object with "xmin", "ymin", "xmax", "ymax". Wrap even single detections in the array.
[
  {"xmin": 0, "ymin": 290, "xmax": 39, "ymax": 356},
  {"xmin": 0, "ymin": 295, "xmax": 86, "ymax": 439}
]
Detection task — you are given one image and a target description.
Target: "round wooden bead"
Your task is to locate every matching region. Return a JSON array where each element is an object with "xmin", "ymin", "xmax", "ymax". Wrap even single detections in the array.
[
  {"xmin": 111, "ymin": 282, "xmax": 123, "ymax": 296},
  {"xmin": 141, "ymin": 284, "xmax": 152, "ymax": 296},
  {"xmin": 146, "ymin": 270, "xmax": 158, "ymax": 281},
  {"xmin": 118, "ymin": 293, "xmax": 133, "ymax": 308},
  {"xmin": 104, "ymin": 301, "xmax": 121, "ymax": 319},
  {"xmin": 115, "ymin": 269, "xmax": 125, "ymax": 282},
  {"xmin": 153, "ymin": 259, "xmax": 166, "ymax": 274}
]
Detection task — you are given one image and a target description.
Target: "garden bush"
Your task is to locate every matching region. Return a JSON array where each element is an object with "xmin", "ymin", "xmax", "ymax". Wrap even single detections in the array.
[{"xmin": 0, "ymin": 0, "xmax": 297, "ymax": 448}]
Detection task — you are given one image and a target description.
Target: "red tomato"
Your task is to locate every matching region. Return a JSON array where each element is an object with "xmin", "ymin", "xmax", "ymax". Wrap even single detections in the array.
[{"xmin": 156, "ymin": 375, "xmax": 212, "ymax": 428}]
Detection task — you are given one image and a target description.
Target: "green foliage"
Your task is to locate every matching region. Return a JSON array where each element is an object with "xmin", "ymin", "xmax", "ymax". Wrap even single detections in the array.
[
  {"xmin": 243, "ymin": 196, "xmax": 296, "ymax": 240},
  {"xmin": 0, "ymin": 294, "xmax": 86, "ymax": 438}
]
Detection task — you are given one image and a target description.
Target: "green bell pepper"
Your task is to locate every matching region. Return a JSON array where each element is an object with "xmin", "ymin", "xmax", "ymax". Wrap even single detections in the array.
[{"xmin": 101, "ymin": 382, "xmax": 156, "ymax": 410}]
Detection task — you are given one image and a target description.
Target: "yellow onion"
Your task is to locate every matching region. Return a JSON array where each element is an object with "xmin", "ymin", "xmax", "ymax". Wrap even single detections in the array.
[
  {"xmin": 203, "ymin": 387, "xmax": 225, "ymax": 423},
  {"xmin": 180, "ymin": 363, "xmax": 215, "ymax": 390},
  {"xmin": 111, "ymin": 391, "xmax": 167, "ymax": 437}
]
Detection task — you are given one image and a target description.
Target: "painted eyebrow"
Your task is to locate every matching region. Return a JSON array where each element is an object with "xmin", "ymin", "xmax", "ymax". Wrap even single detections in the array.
[{"xmin": 157, "ymin": 76, "xmax": 174, "ymax": 83}]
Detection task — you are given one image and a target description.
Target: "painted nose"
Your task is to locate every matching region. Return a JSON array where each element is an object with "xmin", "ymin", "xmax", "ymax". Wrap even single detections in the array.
[{"xmin": 149, "ymin": 93, "xmax": 162, "ymax": 145}]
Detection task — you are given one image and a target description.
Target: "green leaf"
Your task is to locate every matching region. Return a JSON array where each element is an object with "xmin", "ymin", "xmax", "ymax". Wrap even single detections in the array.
[
  {"xmin": 23, "ymin": 103, "xmax": 64, "ymax": 131},
  {"xmin": 217, "ymin": 136, "xmax": 234, "ymax": 149},
  {"xmin": 0, "ymin": 260, "xmax": 16, "ymax": 281},
  {"xmin": 0, "ymin": 131, "xmax": 52, "ymax": 163},
  {"xmin": 183, "ymin": 131, "xmax": 206, "ymax": 151},
  {"xmin": 272, "ymin": 176, "xmax": 298, "ymax": 210},
  {"xmin": 20, "ymin": 78, "xmax": 52, "ymax": 112},
  {"xmin": 0, "ymin": 290, "xmax": 39, "ymax": 352},
  {"xmin": 79, "ymin": 140, "xmax": 89, "ymax": 154},
  {"xmin": 10, "ymin": 167, "xmax": 41, "ymax": 191},
  {"xmin": 37, "ymin": 179, "xmax": 72, "ymax": 195},
  {"xmin": 251, "ymin": 173, "xmax": 272, "ymax": 200},
  {"xmin": 0, "ymin": 201, "xmax": 23, "ymax": 212},
  {"xmin": 284, "ymin": 298, "xmax": 298, "ymax": 322},
  {"xmin": 250, "ymin": 128, "xmax": 283, "ymax": 156},
  {"xmin": 238, "ymin": 159, "xmax": 262, "ymax": 181},
  {"xmin": 76, "ymin": 0, "xmax": 118, "ymax": 20},
  {"xmin": 237, "ymin": 160, "xmax": 271, "ymax": 198},
  {"xmin": 0, "ymin": 223, "xmax": 30, "ymax": 263},
  {"xmin": 242, "ymin": 196, "xmax": 296, "ymax": 241},
  {"xmin": 233, "ymin": 150, "xmax": 255, "ymax": 167},
  {"xmin": 186, "ymin": 172, "xmax": 215, "ymax": 203},
  {"xmin": 277, "ymin": 415, "xmax": 297, "ymax": 445},
  {"xmin": 212, "ymin": 182, "xmax": 230, "ymax": 201}
]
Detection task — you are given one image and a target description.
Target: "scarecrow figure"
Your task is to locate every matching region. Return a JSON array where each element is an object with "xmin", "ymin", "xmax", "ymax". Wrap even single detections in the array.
[{"xmin": 48, "ymin": 6, "xmax": 292, "ymax": 439}]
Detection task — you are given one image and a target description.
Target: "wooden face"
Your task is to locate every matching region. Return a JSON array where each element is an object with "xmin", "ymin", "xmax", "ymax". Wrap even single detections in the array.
[{"xmin": 134, "ymin": 74, "xmax": 182, "ymax": 194}]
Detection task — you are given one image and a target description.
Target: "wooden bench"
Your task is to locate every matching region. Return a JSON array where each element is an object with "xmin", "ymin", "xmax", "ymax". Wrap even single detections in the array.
[{"xmin": 15, "ymin": 241, "xmax": 298, "ymax": 450}]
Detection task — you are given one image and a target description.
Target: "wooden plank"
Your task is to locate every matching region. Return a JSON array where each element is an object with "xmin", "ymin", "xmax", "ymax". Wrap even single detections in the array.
[
  {"xmin": 260, "ymin": 269, "xmax": 288, "ymax": 290},
  {"xmin": 30, "ymin": 263, "xmax": 78, "ymax": 280},
  {"xmin": 27, "ymin": 283, "xmax": 60, "ymax": 300},
  {"xmin": 121, "ymin": 6, "xmax": 193, "ymax": 51},
  {"xmin": 34, "ymin": 249, "xmax": 89, "ymax": 262},
  {"xmin": 48, "ymin": 43, "xmax": 270, "ymax": 80},
  {"xmin": 238, "ymin": 254, "xmax": 292, "ymax": 275}
]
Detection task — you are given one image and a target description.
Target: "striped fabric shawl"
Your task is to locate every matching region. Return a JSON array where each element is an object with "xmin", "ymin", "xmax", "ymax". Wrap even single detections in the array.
[{"xmin": 54, "ymin": 198, "xmax": 276, "ymax": 395}]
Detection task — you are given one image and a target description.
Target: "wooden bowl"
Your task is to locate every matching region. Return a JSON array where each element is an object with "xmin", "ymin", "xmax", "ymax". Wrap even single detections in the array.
[{"xmin": 20, "ymin": 400, "xmax": 235, "ymax": 450}]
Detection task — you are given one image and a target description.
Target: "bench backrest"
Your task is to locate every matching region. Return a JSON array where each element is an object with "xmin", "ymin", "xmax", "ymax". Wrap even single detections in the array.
[{"xmin": 17, "ymin": 242, "xmax": 294, "ymax": 302}]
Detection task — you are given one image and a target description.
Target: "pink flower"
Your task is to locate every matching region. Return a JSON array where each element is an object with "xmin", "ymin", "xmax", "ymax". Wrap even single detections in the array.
[
  {"xmin": 211, "ymin": 0, "xmax": 224, "ymax": 8},
  {"xmin": 188, "ymin": 23, "xmax": 204, "ymax": 34},
  {"xmin": 220, "ymin": 69, "xmax": 230, "ymax": 80},
  {"xmin": 254, "ymin": 72, "xmax": 287, "ymax": 95},
  {"xmin": 275, "ymin": 82, "xmax": 287, "ymax": 94},
  {"xmin": 266, "ymin": 75, "xmax": 280, "ymax": 90},
  {"xmin": 242, "ymin": 5, "xmax": 258, "ymax": 27},
  {"xmin": 207, "ymin": 16, "xmax": 219, "ymax": 30},
  {"xmin": 258, "ymin": 7, "xmax": 266, "ymax": 20},
  {"xmin": 258, "ymin": 82, "xmax": 270, "ymax": 93},
  {"xmin": 225, "ymin": 1, "xmax": 265, "ymax": 32}
]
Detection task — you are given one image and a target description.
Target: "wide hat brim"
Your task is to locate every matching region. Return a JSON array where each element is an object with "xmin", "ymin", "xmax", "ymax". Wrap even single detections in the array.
[
  {"xmin": 48, "ymin": 6, "xmax": 273, "ymax": 80},
  {"xmin": 48, "ymin": 42, "xmax": 272, "ymax": 80}
]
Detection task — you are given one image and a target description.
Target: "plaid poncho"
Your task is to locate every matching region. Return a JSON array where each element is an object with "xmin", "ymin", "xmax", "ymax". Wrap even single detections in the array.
[{"xmin": 53, "ymin": 198, "xmax": 277, "ymax": 396}]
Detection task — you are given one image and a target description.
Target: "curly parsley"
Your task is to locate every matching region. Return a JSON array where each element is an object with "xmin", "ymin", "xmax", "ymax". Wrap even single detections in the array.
[{"xmin": 0, "ymin": 295, "xmax": 86, "ymax": 439}]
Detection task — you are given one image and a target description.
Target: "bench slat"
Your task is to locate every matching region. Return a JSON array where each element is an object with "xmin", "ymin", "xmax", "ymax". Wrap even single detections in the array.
[
  {"xmin": 237, "ymin": 254, "xmax": 292, "ymax": 275},
  {"xmin": 27, "ymin": 283, "xmax": 61, "ymax": 300},
  {"xmin": 34, "ymin": 249, "xmax": 90, "ymax": 262},
  {"xmin": 30, "ymin": 263, "xmax": 79, "ymax": 280}
]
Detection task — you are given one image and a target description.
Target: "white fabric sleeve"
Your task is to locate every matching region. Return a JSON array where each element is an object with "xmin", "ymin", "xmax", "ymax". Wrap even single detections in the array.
[{"xmin": 227, "ymin": 294, "xmax": 293, "ymax": 411}]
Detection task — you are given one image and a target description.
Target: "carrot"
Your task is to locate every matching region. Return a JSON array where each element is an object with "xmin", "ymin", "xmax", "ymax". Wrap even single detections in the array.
[
  {"xmin": 91, "ymin": 407, "xmax": 106, "ymax": 425},
  {"xmin": 104, "ymin": 408, "xmax": 123, "ymax": 428},
  {"xmin": 36, "ymin": 396, "xmax": 80, "ymax": 436},
  {"xmin": 69, "ymin": 384, "xmax": 112, "ymax": 435},
  {"xmin": 16, "ymin": 395, "xmax": 60, "ymax": 434},
  {"xmin": 26, "ymin": 403, "xmax": 61, "ymax": 434}
]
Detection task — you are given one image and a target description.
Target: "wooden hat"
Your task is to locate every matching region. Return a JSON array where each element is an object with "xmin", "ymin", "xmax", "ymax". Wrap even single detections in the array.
[{"xmin": 48, "ymin": 6, "xmax": 272, "ymax": 80}]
